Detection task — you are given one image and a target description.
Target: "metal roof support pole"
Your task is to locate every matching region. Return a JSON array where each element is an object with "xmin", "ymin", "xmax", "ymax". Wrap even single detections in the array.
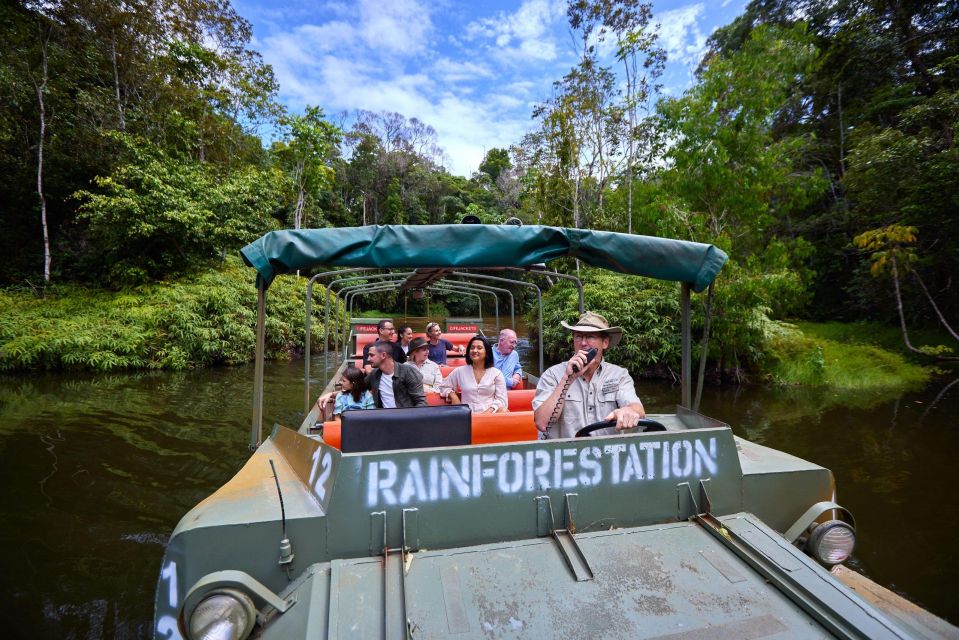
[
  {"xmin": 305, "ymin": 267, "xmax": 376, "ymax": 414},
  {"xmin": 426, "ymin": 284, "xmax": 487, "ymax": 323},
  {"xmin": 509, "ymin": 269, "xmax": 584, "ymax": 315},
  {"xmin": 343, "ymin": 282, "xmax": 490, "ymax": 333},
  {"xmin": 451, "ymin": 272, "xmax": 543, "ymax": 374},
  {"xmin": 329, "ymin": 273, "xmax": 417, "ymax": 378},
  {"xmin": 546, "ymin": 271, "xmax": 585, "ymax": 314},
  {"xmin": 250, "ymin": 282, "xmax": 266, "ymax": 450},
  {"xmin": 350, "ymin": 282, "xmax": 485, "ymax": 322},
  {"xmin": 448, "ymin": 275, "xmax": 515, "ymax": 329},
  {"xmin": 338, "ymin": 276, "xmax": 509, "ymax": 338},
  {"xmin": 681, "ymin": 282, "xmax": 692, "ymax": 409}
]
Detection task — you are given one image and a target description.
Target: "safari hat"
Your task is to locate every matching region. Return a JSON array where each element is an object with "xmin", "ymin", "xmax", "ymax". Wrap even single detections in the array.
[
  {"xmin": 408, "ymin": 336, "xmax": 430, "ymax": 352},
  {"xmin": 561, "ymin": 311, "xmax": 623, "ymax": 348}
]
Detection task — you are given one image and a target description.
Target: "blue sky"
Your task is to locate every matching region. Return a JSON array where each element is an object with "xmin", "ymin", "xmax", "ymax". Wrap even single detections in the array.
[{"xmin": 234, "ymin": 0, "xmax": 747, "ymax": 176}]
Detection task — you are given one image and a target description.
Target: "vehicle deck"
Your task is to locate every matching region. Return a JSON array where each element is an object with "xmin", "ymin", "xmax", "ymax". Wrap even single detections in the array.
[{"xmin": 260, "ymin": 513, "xmax": 909, "ymax": 639}]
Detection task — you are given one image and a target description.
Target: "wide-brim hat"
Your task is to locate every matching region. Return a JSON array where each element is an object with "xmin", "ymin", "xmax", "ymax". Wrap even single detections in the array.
[
  {"xmin": 408, "ymin": 336, "xmax": 430, "ymax": 352},
  {"xmin": 560, "ymin": 311, "xmax": 623, "ymax": 348}
]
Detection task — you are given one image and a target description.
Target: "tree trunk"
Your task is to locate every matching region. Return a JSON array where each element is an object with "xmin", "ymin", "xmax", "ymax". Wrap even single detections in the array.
[
  {"xmin": 913, "ymin": 271, "xmax": 959, "ymax": 341},
  {"xmin": 837, "ymin": 84, "xmax": 845, "ymax": 178},
  {"xmin": 891, "ymin": 255, "xmax": 924, "ymax": 354},
  {"xmin": 110, "ymin": 32, "xmax": 126, "ymax": 130},
  {"xmin": 624, "ymin": 57, "xmax": 634, "ymax": 235},
  {"xmin": 34, "ymin": 26, "xmax": 51, "ymax": 283},
  {"xmin": 693, "ymin": 283, "xmax": 714, "ymax": 412}
]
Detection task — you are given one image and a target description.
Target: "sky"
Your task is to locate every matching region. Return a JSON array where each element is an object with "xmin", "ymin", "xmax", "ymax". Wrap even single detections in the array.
[{"xmin": 234, "ymin": 0, "xmax": 748, "ymax": 176}]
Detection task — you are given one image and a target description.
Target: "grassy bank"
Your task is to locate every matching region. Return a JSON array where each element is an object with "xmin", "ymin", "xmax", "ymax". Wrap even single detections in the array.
[
  {"xmin": 0, "ymin": 257, "xmax": 343, "ymax": 372},
  {"xmin": 764, "ymin": 321, "xmax": 932, "ymax": 390}
]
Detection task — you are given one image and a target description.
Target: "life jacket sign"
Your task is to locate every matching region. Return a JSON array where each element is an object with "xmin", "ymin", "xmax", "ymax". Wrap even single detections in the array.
[
  {"xmin": 354, "ymin": 324, "xmax": 380, "ymax": 334},
  {"xmin": 447, "ymin": 323, "xmax": 479, "ymax": 332}
]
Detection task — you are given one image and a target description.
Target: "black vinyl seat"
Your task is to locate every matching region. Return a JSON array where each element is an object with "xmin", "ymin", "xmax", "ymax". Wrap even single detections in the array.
[{"xmin": 340, "ymin": 404, "xmax": 472, "ymax": 453}]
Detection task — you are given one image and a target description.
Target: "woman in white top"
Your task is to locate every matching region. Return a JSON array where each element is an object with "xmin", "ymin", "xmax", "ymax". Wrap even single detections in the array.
[
  {"xmin": 408, "ymin": 336, "xmax": 444, "ymax": 392},
  {"xmin": 441, "ymin": 335, "xmax": 508, "ymax": 413}
]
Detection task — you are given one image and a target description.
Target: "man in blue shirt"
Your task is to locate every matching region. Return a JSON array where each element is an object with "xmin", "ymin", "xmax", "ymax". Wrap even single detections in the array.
[{"xmin": 492, "ymin": 328, "xmax": 523, "ymax": 389}]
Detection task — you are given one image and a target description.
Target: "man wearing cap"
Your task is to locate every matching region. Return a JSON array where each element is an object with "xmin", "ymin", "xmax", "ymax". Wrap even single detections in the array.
[{"xmin": 533, "ymin": 312, "xmax": 645, "ymax": 439}]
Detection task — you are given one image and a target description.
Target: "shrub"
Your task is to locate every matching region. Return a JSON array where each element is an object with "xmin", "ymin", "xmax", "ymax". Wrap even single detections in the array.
[{"xmin": 0, "ymin": 257, "xmax": 344, "ymax": 372}]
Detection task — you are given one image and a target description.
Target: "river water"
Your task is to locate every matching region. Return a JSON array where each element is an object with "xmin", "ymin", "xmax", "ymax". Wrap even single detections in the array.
[{"xmin": 2, "ymin": 348, "xmax": 957, "ymax": 638}]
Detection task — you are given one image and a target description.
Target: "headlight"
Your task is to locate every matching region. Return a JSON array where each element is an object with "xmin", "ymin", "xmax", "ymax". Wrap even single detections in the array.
[
  {"xmin": 187, "ymin": 589, "xmax": 256, "ymax": 640},
  {"xmin": 806, "ymin": 519, "xmax": 855, "ymax": 566}
]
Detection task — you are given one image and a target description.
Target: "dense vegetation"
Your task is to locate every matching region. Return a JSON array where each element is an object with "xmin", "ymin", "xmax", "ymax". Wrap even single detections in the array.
[
  {"xmin": 0, "ymin": 257, "xmax": 344, "ymax": 371},
  {"xmin": 1, "ymin": 0, "xmax": 956, "ymax": 380}
]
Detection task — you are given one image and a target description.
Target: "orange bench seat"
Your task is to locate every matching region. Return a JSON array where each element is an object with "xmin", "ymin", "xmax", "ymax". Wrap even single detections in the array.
[
  {"xmin": 321, "ymin": 410, "xmax": 538, "ymax": 450},
  {"xmin": 423, "ymin": 389, "xmax": 534, "ymax": 411}
]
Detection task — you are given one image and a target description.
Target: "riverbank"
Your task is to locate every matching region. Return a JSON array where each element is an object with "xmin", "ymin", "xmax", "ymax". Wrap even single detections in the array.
[
  {"xmin": 1, "ymin": 265, "xmax": 939, "ymax": 394},
  {"xmin": 0, "ymin": 257, "xmax": 342, "ymax": 372},
  {"xmin": 764, "ymin": 320, "xmax": 934, "ymax": 391}
]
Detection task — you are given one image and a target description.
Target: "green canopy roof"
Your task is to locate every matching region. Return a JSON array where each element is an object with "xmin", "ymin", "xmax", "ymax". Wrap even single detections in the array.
[{"xmin": 240, "ymin": 225, "xmax": 727, "ymax": 293}]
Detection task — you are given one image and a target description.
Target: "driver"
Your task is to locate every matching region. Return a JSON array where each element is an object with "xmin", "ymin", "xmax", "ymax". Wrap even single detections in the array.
[{"xmin": 533, "ymin": 312, "xmax": 646, "ymax": 439}]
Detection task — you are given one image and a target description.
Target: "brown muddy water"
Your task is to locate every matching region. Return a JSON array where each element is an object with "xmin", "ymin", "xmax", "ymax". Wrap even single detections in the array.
[{"xmin": 1, "ymin": 345, "xmax": 957, "ymax": 638}]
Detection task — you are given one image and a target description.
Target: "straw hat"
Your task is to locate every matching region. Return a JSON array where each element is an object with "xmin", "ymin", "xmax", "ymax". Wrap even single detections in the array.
[
  {"xmin": 408, "ymin": 336, "xmax": 430, "ymax": 352},
  {"xmin": 560, "ymin": 311, "xmax": 623, "ymax": 348}
]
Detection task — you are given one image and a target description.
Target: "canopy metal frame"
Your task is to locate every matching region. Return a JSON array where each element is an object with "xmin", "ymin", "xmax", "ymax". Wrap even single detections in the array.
[
  {"xmin": 307, "ymin": 271, "xmax": 521, "ymax": 405},
  {"xmin": 251, "ymin": 242, "xmax": 710, "ymax": 449},
  {"xmin": 301, "ymin": 277, "xmax": 503, "ymax": 416}
]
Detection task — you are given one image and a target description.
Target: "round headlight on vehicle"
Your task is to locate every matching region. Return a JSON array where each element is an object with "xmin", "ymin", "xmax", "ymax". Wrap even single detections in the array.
[
  {"xmin": 806, "ymin": 519, "xmax": 856, "ymax": 566},
  {"xmin": 187, "ymin": 589, "xmax": 256, "ymax": 640}
]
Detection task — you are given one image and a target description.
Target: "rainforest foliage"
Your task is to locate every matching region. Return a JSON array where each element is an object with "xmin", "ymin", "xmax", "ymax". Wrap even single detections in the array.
[
  {"xmin": 0, "ymin": 257, "xmax": 344, "ymax": 371},
  {"xmin": 1, "ymin": 0, "xmax": 956, "ymax": 376}
]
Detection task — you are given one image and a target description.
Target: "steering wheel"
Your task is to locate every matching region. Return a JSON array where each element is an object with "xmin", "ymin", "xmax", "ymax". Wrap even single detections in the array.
[{"xmin": 574, "ymin": 418, "xmax": 667, "ymax": 438}]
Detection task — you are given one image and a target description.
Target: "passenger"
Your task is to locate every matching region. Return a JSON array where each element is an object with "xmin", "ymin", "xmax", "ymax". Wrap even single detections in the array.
[
  {"xmin": 330, "ymin": 366, "xmax": 374, "ymax": 419},
  {"xmin": 533, "ymin": 312, "xmax": 645, "ymax": 438},
  {"xmin": 441, "ymin": 335, "xmax": 508, "ymax": 413},
  {"xmin": 361, "ymin": 319, "xmax": 406, "ymax": 372},
  {"xmin": 397, "ymin": 325, "xmax": 414, "ymax": 355},
  {"xmin": 320, "ymin": 341, "xmax": 426, "ymax": 410},
  {"xmin": 425, "ymin": 321, "xmax": 466, "ymax": 365},
  {"xmin": 408, "ymin": 336, "xmax": 443, "ymax": 392},
  {"xmin": 492, "ymin": 328, "xmax": 523, "ymax": 389}
]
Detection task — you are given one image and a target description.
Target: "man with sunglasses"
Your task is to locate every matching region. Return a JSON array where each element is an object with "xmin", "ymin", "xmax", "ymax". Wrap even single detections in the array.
[{"xmin": 533, "ymin": 312, "xmax": 645, "ymax": 439}]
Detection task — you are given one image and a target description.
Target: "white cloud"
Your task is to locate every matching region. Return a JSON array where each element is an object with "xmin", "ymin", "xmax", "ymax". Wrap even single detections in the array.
[
  {"xmin": 464, "ymin": 0, "xmax": 565, "ymax": 64},
  {"xmin": 359, "ymin": 0, "xmax": 432, "ymax": 55},
  {"xmin": 254, "ymin": 0, "xmax": 556, "ymax": 176},
  {"xmin": 432, "ymin": 58, "xmax": 494, "ymax": 83},
  {"xmin": 656, "ymin": 3, "xmax": 708, "ymax": 68}
]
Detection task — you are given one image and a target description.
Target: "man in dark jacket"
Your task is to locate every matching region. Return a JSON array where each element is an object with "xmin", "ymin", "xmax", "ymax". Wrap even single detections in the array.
[
  {"xmin": 365, "ymin": 340, "xmax": 427, "ymax": 408},
  {"xmin": 318, "ymin": 341, "xmax": 427, "ymax": 411}
]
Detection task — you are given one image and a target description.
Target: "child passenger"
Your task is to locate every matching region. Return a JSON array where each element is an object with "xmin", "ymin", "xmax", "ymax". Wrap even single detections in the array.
[{"xmin": 332, "ymin": 366, "xmax": 374, "ymax": 419}]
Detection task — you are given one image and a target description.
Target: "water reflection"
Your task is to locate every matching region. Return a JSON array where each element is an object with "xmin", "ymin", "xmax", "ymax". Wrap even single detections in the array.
[{"xmin": 1, "ymin": 361, "xmax": 956, "ymax": 638}]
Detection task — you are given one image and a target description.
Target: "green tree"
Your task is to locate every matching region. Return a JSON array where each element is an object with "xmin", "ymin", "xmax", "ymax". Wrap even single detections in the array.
[
  {"xmin": 381, "ymin": 177, "xmax": 405, "ymax": 225},
  {"xmin": 656, "ymin": 24, "xmax": 826, "ymax": 253},
  {"xmin": 479, "ymin": 148, "xmax": 510, "ymax": 182},
  {"xmin": 74, "ymin": 134, "xmax": 281, "ymax": 284},
  {"xmin": 272, "ymin": 106, "xmax": 341, "ymax": 229}
]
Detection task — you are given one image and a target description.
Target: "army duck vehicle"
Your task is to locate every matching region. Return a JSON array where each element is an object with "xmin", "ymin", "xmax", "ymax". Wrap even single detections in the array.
[{"xmin": 154, "ymin": 224, "xmax": 957, "ymax": 640}]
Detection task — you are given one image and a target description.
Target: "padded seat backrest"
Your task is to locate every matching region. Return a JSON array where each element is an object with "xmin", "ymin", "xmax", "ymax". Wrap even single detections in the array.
[
  {"xmin": 471, "ymin": 411, "xmax": 538, "ymax": 444},
  {"xmin": 339, "ymin": 405, "xmax": 471, "ymax": 453},
  {"xmin": 507, "ymin": 389, "xmax": 535, "ymax": 412}
]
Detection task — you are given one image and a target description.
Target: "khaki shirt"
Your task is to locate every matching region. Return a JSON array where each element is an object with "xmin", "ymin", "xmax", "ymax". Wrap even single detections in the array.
[{"xmin": 533, "ymin": 361, "xmax": 642, "ymax": 439}]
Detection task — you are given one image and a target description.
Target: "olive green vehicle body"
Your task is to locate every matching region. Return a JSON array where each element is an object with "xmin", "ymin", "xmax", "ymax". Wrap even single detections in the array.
[
  {"xmin": 154, "ymin": 225, "xmax": 953, "ymax": 639},
  {"xmin": 154, "ymin": 407, "xmax": 923, "ymax": 639}
]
